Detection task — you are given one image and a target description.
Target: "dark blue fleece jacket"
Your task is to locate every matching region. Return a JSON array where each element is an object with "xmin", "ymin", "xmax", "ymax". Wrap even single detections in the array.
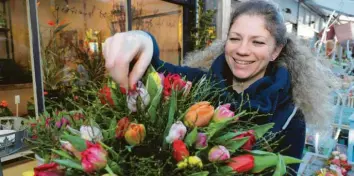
[{"xmin": 148, "ymin": 33, "xmax": 305, "ymax": 173}]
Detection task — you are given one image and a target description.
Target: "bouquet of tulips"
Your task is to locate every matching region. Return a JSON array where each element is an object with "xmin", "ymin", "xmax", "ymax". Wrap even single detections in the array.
[{"xmin": 27, "ymin": 66, "xmax": 302, "ymax": 176}]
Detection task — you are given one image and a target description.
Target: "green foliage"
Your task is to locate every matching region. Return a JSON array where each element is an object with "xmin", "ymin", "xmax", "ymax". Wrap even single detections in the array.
[{"xmin": 191, "ymin": 0, "xmax": 217, "ymax": 50}]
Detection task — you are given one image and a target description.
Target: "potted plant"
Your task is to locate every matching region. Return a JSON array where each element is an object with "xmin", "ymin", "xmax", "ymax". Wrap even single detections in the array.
[{"xmin": 0, "ymin": 100, "xmax": 13, "ymax": 117}]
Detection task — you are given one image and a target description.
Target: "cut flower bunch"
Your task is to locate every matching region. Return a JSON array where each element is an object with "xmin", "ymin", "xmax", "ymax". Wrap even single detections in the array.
[{"xmin": 26, "ymin": 66, "xmax": 302, "ymax": 176}]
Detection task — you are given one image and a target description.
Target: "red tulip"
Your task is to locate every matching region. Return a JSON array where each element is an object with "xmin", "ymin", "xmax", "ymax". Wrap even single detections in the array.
[
  {"xmin": 98, "ymin": 85, "xmax": 116, "ymax": 106},
  {"xmin": 172, "ymin": 140, "xmax": 189, "ymax": 162},
  {"xmin": 34, "ymin": 163, "xmax": 65, "ymax": 176},
  {"xmin": 227, "ymin": 154, "xmax": 255, "ymax": 173},
  {"xmin": 81, "ymin": 141, "xmax": 108, "ymax": 173},
  {"xmin": 115, "ymin": 117, "xmax": 130, "ymax": 139},
  {"xmin": 233, "ymin": 130, "xmax": 256, "ymax": 150},
  {"xmin": 163, "ymin": 74, "xmax": 186, "ymax": 99}
]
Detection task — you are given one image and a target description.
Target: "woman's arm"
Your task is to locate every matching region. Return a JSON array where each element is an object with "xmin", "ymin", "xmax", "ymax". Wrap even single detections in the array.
[{"xmin": 146, "ymin": 32, "xmax": 207, "ymax": 82}]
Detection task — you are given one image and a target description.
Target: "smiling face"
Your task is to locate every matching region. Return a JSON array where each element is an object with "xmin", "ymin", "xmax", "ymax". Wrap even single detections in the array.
[{"xmin": 225, "ymin": 15, "xmax": 283, "ymax": 82}]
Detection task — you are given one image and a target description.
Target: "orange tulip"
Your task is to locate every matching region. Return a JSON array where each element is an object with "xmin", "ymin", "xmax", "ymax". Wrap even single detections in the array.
[
  {"xmin": 124, "ymin": 123, "xmax": 146, "ymax": 145},
  {"xmin": 184, "ymin": 101, "xmax": 214, "ymax": 127}
]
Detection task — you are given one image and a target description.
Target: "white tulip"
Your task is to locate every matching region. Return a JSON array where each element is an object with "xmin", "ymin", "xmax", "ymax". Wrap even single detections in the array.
[{"xmin": 80, "ymin": 126, "xmax": 103, "ymax": 141}]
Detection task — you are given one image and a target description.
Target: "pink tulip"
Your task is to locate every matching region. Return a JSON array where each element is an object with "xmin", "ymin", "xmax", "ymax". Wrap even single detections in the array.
[
  {"xmin": 208, "ymin": 145, "xmax": 230, "ymax": 162},
  {"xmin": 195, "ymin": 133, "xmax": 208, "ymax": 149},
  {"xmin": 81, "ymin": 141, "xmax": 108, "ymax": 173},
  {"xmin": 212, "ymin": 104, "xmax": 235, "ymax": 122},
  {"xmin": 183, "ymin": 81, "xmax": 192, "ymax": 97},
  {"xmin": 165, "ymin": 121, "xmax": 187, "ymax": 143},
  {"xmin": 60, "ymin": 140, "xmax": 81, "ymax": 159}
]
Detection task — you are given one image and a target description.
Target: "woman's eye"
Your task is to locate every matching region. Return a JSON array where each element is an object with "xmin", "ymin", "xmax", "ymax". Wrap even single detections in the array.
[
  {"xmin": 253, "ymin": 41, "xmax": 265, "ymax": 45},
  {"xmin": 229, "ymin": 38, "xmax": 240, "ymax": 41}
]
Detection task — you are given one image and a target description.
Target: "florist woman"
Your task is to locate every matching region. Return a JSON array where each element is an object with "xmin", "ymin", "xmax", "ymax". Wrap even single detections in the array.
[{"xmin": 103, "ymin": 0, "xmax": 337, "ymax": 173}]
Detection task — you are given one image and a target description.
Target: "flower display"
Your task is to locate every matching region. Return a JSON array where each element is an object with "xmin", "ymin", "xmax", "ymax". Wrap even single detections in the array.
[
  {"xmin": 124, "ymin": 123, "xmax": 146, "ymax": 145},
  {"xmin": 184, "ymin": 101, "xmax": 214, "ymax": 127},
  {"xmin": 26, "ymin": 69, "xmax": 302, "ymax": 175}
]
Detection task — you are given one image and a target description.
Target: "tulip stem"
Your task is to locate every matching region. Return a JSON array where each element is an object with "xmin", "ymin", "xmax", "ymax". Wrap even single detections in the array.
[
  {"xmin": 99, "ymin": 141, "xmax": 120, "ymax": 159},
  {"xmin": 105, "ymin": 165, "xmax": 115, "ymax": 176}
]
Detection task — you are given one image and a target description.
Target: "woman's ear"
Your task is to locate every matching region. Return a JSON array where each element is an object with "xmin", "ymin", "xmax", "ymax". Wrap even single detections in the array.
[{"xmin": 271, "ymin": 45, "xmax": 284, "ymax": 61}]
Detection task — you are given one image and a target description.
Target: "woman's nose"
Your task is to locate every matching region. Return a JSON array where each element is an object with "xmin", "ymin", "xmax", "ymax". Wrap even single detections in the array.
[{"xmin": 236, "ymin": 41, "xmax": 251, "ymax": 56}]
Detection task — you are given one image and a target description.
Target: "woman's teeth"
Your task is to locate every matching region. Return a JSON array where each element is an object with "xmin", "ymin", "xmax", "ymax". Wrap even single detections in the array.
[{"xmin": 234, "ymin": 59, "xmax": 254, "ymax": 65}]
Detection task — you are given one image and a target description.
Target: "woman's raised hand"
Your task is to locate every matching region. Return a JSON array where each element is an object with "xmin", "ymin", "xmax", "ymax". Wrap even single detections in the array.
[{"xmin": 103, "ymin": 30, "xmax": 153, "ymax": 91}]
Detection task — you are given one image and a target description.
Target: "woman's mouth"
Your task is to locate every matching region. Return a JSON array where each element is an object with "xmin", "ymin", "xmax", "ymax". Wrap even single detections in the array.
[{"xmin": 233, "ymin": 58, "xmax": 255, "ymax": 65}]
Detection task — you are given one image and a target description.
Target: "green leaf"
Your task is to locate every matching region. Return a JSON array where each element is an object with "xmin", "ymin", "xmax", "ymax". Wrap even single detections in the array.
[
  {"xmin": 217, "ymin": 166, "xmax": 235, "ymax": 176},
  {"xmin": 61, "ymin": 134, "xmax": 87, "ymax": 152},
  {"xmin": 109, "ymin": 161, "xmax": 123, "ymax": 175},
  {"xmin": 213, "ymin": 132, "xmax": 238, "ymax": 144},
  {"xmin": 146, "ymin": 71, "xmax": 159, "ymax": 100},
  {"xmin": 53, "ymin": 159, "xmax": 83, "ymax": 170},
  {"xmin": 188, "ymin": 171, "xmax": 209, "ymax": 176},
  {"xmin": 54, "ymin": 23, "xmax": 70, "ymax": 33},
  {"xmin": 251, "ymin": 154, "xmax": 278, "ymax": 173},
  {"xmin": 251, "ymin": 123, "xmax": 275, "ymax": 139},
  {"xmin": 249, "ymin": 150, "xmax": 277, "ymax": 156},
  {"xmin": 224, "ymin": 137, "xmax": 249, "ymax": 153},
  {"xmin": 283, "ymin": 156, "xmax": 302, "ymax": 164},
  {"xmin": 163, "ymin": 91, "xmax": 177, "ymax": 148},
  {"xmin": 273, "ymin": 154, "xmax": 286, "ymax": 176},
  {"xmin": 207, "ymin": 118, "xmax": 235, "ymax": 140},
  {"xmin": 51, "ymin": 149, "xmax": 73, "ymax": 160},
  {"xmin": 148, "ymin": 87, "xmax": 163, "ymax": 123},
  {"xmin": 185, "ymin": 127, "xmax": 198, "ymax": 147}
]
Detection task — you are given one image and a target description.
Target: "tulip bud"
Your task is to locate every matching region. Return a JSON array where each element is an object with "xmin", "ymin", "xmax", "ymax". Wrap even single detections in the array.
[
  {"xmin": 195, "ymin": 133, "xmax": 208, "ymax": 149},
  {"xmin": 115, "ymin": 117, "xmax": 130, "ymax": 139},
  {"xmin": 127, "ymin": 81, "xmax": 150, "ymax": 112},
  {"xmin": 227, "ymin": 154, "xmax": 255, "ymax": 173},
  {"xmin": 233, "ymin": 130, "xmax": 256, "ymax": 150},
  {"xmin": 184, "ymin": 101, "xmax": 214, "ymax": 127},
  {"xmin": 187, "ymin": 156, "xmax": 203, "ymax": 168},
  {"xmin": 182, "ymin": 81, "xmax": 192, "ymax": 97},
  {"xmin": 208, "ymin": 145, "xmax": 230, "ymax": 162},
  {"xmin": 212, "ymin": 104, "xmax": 235, "ymax": 122},
  {"xmin": 81, "ymin": 142, "xmax": 108, "ymax": 173},
  {"xmin": 80, "ymin": 126, "xmax": 103, "ymax": 142},
  {"xmin": 60, "ymin": 140, "xmax": 81, "ymax": 159},
  {"xmin": 172, "ymin": 140, "xmax": 189, "ymax": 162},
  {"xmin": 165, "ymin": 121, "xmax": 187, "ymax": 143},
  {"xmin": 124, "ymin": 123, "xmax": 146, "ymax": 145}
]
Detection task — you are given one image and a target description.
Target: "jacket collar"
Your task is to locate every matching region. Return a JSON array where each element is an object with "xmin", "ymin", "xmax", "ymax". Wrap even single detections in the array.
[{"xmin": 209, "ymin": 54, "xmax": 292, "ymax": 114}]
